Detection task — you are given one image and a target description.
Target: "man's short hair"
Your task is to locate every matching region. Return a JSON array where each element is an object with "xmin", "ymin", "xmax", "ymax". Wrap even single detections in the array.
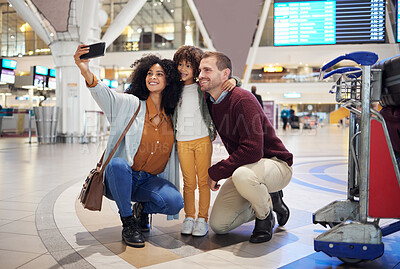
[{"xmin": 202, "ymin": 51, "xmax": 232, "ymax": 77}]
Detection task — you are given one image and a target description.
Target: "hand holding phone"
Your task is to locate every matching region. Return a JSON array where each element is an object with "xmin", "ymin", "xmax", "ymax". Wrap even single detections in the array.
[{"xmin": 79, "ymin": 42, "xmax": 106, "ymax": 59}]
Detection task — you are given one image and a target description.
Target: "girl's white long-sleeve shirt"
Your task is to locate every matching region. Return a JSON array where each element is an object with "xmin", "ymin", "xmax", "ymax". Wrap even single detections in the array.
[{"xmin": 175, "ymin": 83, "xmax": 209, "ymax": 142}]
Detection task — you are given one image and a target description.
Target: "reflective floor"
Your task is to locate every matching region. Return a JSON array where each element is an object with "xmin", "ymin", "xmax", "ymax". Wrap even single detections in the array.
[{"xmin": 1, "ymin": 125, "xmax": 399, "ymax": 268}]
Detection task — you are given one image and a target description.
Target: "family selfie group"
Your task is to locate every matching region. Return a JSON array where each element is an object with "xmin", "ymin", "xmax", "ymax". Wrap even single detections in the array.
[{"xmin": 74, "ymin": 44, "xmax": 293, "ymax": 248}]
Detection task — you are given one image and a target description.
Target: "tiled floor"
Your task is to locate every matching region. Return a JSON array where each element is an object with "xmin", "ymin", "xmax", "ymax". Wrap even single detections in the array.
[{"xmin": 1, "ymin": 125, "xmax": 400, "ymax": 268}]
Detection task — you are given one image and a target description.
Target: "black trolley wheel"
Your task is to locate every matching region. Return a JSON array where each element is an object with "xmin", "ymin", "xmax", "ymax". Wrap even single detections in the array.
[{"xmin": 338, "ymin": 257, "xmax": 363, "ymax": 264}]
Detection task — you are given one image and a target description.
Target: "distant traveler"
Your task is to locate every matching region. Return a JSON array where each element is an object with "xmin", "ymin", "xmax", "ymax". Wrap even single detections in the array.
[
  {"xmin": 289, "ymin": 106, "xmax": 295, "ymax": 122},
  {"xmin": 199, "ymin": 51, "xmax": 293, "ymax": 244},
  {"xmin": 74, "ymin": 45, "xmax": 184, "ymax": 248},
  {"xmin": 251, "ymin": 86, "xmax": 264, "ymax": 108},
  {"xmin": 281, "ymin": 107, "xmax": 290, "ymax": 130}
]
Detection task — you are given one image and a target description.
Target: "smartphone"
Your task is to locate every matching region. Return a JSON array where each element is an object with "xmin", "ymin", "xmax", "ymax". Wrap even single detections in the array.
[{"xmin": 80, "ymin": 42, "xmax": 106, "ymax": 59}]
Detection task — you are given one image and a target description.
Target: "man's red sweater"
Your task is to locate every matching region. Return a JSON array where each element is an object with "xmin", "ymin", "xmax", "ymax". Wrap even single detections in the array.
[{"xmin": 207, "ymin": 87, "xmax": 293, "ymax": 181}]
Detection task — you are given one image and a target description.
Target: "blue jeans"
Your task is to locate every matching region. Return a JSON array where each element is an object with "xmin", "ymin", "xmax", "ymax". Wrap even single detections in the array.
[{"xmin": 104, "ymin": 157, "xmax": 183, "ymax": 217}]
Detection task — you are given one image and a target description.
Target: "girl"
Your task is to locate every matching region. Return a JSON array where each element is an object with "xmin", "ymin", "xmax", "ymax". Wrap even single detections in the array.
[{"xmin": 173, "ymin": 46, "xmax": 240, "ymax": 236}]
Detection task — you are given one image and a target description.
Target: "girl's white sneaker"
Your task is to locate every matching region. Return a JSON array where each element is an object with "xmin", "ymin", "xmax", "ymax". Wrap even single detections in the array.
[
  {"xmin": 192, "ymin": 218, "xmax": 208, "ymax": 237},
  {"xmin": 181, "ymin": 217, "xmax": 195, "ymax": 235}
]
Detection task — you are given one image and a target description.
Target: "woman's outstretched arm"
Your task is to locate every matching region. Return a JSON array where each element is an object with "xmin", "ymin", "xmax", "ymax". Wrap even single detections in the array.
[{"xmin": 74, "ymin": 44, "xmax": 95, "ymax": 85}]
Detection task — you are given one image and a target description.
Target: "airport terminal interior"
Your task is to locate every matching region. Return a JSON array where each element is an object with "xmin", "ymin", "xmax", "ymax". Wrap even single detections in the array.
[{"xmin": 1, "ymin": 0, "xmax": 400, "ymax": 268}]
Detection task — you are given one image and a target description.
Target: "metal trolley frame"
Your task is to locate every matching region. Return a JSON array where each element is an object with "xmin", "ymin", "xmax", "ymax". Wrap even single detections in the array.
[{"xmin": 313, "ymin": 52, "xmax": 400, "ymax": 264}]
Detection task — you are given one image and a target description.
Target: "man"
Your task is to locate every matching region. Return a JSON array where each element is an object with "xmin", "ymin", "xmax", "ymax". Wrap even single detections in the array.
[
  {"xmin": 198, "ymin": 51, "xmax": 293, "ymax": 243},
  {"xmin": 251, "ymin": 86, "xmax": 264, "ymax": 108}
]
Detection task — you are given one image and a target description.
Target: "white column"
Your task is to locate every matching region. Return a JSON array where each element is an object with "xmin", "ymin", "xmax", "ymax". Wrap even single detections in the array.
[
  {"xmin": 242, "ymin": 0, "xmax": 271, "ymax": 88},
  {"xmin": 101, "ymin": 0, "xmax": 147, "ymax": 48},
  {"xmin": 186, "ymin": 0, "xmax": 215, "ymax": 50},
  {"xmin": 50, "ymin": 44, "xmax": 102, "ymax": 141},
  {"xmin": 48, "ymin": 0, "xmax": 105, "ymax": 142},
  {"xmin": 174, "ymin": 0, "xmax": 183, "ymax": 47},
  {"xmin": 79, "ymin": 0, "xmax": 98, "ymax": 44},
  {"xmin": 10, "ymin": 0, "xmax": 106, "ymax": 142}
]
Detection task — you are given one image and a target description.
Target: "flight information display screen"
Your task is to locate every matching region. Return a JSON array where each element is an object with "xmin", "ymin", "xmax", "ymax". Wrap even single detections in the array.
[{"xmin": 274, "ymin": 0, "xmax": 386, "ymax": 46}]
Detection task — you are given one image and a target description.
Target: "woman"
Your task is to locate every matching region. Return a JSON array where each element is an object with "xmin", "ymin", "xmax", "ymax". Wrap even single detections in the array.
[{"xmin": 74, "ymin": 45, "xmax": 184, "ymax": 248}]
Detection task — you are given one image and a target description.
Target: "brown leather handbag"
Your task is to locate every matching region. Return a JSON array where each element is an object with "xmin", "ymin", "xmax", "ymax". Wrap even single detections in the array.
[{"xmin": 79, "ymin": 103, "xmax": 141, "ymax": 211}]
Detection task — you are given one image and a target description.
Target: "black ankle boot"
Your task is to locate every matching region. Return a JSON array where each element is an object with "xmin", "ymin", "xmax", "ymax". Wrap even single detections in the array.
[
  {"xmin": 270, "ymin": 190, "xmax": 290, "ymax": 226},
  {"xmin": 120, "ymin": 215, "xmax": 145, "ymax": 248},
  {"xmin": 249, "ymin": 212, "xmax": 275, "ymax": 243},
  {"xmin": 133, "ymin": 202, "xmax": 150, "ymax": 232}
]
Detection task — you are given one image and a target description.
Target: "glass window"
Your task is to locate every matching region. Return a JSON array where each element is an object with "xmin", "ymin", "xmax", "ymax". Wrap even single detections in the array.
[
  {"xmin": 102, "ymin": 0, "xmax": 207, "ymax": 52},
  {"xmin": 1, "ymin": 0, "xmax": 207, "ymax": 57},
  {"xmin": 0, "ymin": 3, "xmax": 51, "ymax": 57}
]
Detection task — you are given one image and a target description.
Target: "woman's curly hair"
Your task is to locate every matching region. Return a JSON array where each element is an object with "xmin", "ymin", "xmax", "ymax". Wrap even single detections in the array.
[
  {"xmin": 173, "ymin": 45, "xmax": 204, "ymax": 79},
  {"xmin": 125, "ymin": 54, "xmax": 183, "ymax": 115}
]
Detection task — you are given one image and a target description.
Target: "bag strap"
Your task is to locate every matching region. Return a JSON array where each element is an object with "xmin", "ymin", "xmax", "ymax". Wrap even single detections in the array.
[{"xmin": 98, "ymin": 102, "xmax": 142, "ymax": 173}]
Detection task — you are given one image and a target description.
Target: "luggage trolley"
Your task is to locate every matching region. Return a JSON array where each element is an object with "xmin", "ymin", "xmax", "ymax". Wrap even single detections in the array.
[{"xmin": 312, "ymin": 51, "xmax": 400, "ymax": 264}]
